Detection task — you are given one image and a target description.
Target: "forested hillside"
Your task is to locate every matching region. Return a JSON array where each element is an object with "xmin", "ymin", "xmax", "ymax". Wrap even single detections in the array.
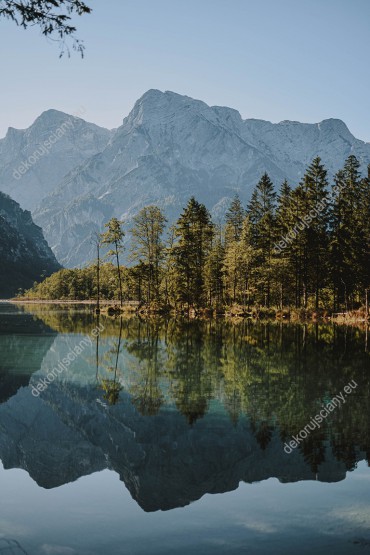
[{"xmin": 23, "ymin": 155, "xmax": 370, "ymax": 313}]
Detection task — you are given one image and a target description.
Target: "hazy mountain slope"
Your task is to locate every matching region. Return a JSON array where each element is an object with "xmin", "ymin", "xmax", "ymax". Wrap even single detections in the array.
[
  {"xmin": 4, "ymin": 89, "xmax": 369, "ymax": 267},
  {"xmin": 33, "ymin": 90, "xmax": 370, "ymax": 267},
  {"xmin": 240, "ymin": 117, "xmax": 370, "ymax": 180},
  {"xmin": 0, "ymin": 109, "xmax": 112, "ymax": 210},
  {"xmin": 30, "ymin": 90, "xmax": 288, "ymax": 266},
  {"xmin": 0, "ymin": 192, "xmax": 60, "ymax": 297}
]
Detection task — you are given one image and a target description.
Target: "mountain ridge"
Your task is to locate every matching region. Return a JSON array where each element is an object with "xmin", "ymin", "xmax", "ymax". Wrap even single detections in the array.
[
  {"xmin": 1, "ymin": 89, "xmax": 370, "ymax": 267},
  {"xmin": 0, "ymin": 109, "xmax": 112, "ymax": 211}
]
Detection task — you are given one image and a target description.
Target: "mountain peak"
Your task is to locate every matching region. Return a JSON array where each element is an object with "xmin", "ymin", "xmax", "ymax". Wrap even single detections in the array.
[
  {"xmin": 134, "ymin": 89, "xmax": 205, "ymax": 111},
  {"xmin": 138, "ymin": 89, "xmax": 195, "ymax": 103},
  {"xmin": 38, "ymin": 108, "xmax": 71, "ymax": 118},
  {"xmin": 136, "ymin": 88, "xmax": 164, "ymax": 103},
  {"xmin": 318, "ymin": 118, "xmax": 351, "ymax": 135},
  {"xmin": 126, "ymin": 89, "xmax": 210, "ymax": 128},
  {"xmin": 0, "ymin": 109, "xmax": 112, "ymax": 211},
  {"xmin": 2, "ymin": 90, "xmax": 370, "ymax": 269},
  {"xmin": 32, "ymin": 108, "xmax": 86, "ymax": 130}
]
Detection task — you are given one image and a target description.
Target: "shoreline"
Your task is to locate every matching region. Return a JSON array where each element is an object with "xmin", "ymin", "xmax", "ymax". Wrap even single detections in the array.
[
  {"xmin": 6, "ymin": 299, "xmax": 369, "ymax": 326},
  {"xmin": 4, "ymin": 299, "xmax": 118, "ymax": 305}
]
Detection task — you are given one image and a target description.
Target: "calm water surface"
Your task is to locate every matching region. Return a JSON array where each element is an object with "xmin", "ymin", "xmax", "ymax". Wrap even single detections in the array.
[{"xmin": 0, "ymin": 302, "xmax": 369, "ymax": 554}]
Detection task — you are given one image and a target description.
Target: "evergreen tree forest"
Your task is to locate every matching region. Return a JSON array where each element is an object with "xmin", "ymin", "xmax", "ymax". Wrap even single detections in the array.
[{"xmin": 23, "ymin": 155, "xmax": 370, "ymax": 314}]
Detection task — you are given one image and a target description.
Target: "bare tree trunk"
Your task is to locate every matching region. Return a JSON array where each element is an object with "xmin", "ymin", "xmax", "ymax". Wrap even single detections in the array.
[{"xmin": 115, "ymin": 242, "xmax": 123, "ymax": 307}]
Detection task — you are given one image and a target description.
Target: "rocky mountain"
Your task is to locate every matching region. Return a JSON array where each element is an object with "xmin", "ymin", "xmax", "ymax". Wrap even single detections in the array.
[
  {"xmin": 0, "ymin": 109, "xmax": 112, "ymax": 211},
  {"xmin": 32, "ymin": 90, "xmax": 370, "ymax": 267},
  {"xmin": 0, "ymin": 192, "xmax": 60, "ymax": 297},
  {"xmin": 2, "ymin": 90, "xmax": 370, "ymax": 267},
  {"xmin": 0, "ymin": 382, "xmax": 363, "ymax": 512}
]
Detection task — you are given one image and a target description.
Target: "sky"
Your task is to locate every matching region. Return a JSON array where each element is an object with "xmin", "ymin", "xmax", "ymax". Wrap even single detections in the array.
[{"xmin": 1, "ymin": 0, "xmax": 370, "ymax": 140}]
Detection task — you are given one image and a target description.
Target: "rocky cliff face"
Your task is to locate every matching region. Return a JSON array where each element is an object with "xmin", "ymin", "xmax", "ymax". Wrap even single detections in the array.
[
  {"xmin": 32, "ymin": 90, "xmax": 370, "ymax": 267},
  {"xmin": 0, "ymin": 192, "xmax": 60, "ymax": 297}
]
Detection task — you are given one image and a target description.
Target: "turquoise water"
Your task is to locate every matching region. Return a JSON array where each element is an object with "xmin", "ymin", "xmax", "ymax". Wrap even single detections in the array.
[{"xmin": 0, "ymin": 303, "xmax": 369, "ymax": 554}]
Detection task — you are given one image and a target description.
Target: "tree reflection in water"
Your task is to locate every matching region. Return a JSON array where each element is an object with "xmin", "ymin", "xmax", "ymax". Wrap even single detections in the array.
[
  {"xmin": 97, "ymin": 316, "xmax": 123, "ymax": 405},
  {"xmin": 17, "ymin": 305, "xmax": 370, "ymax": 472}
]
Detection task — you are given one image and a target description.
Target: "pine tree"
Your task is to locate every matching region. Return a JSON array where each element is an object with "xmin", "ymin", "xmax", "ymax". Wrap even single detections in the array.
[
  {"xmin": 274, "ymin": 179, "xmax": 295, "ymax": 307},
  {"xmin": 223, "ymin": 238, "xmax": 242, "ymax": 304},
  {"xmin": 299, "ymin": 157, "xmax": 330, "ymax": 309},
  {"xmin": 223, "ymin": 195, "xmax": 247, "ymax": 304},
  {"xmin": 275, "ymin": 179, "xmax": 292, "ymax": 245},
  {"xmin": 170, "ymin": 197, "xmax": 214, "ymax": 309},
  {"xmin": 239, "ymin": 215, "xmax": 256, "ymax": 309},
  {"xmin": 223, "ymin": 214, "xmax": 257, "ymax": 307},
  {"xmin": 225, "ymin": 194, "xmax": 245, "ymax": 244},
  {"xmin": 204, "ymin": 228, "xmax": 224, "ymax": 308},
  {"xmin": 359, "ymin": 166, "xmax": 370, "ymax": 295},
  {"xmin": 330, "ymin": 156, "xmax": 364, "ymax": 308},
  {"xmin": 247, "ymin": 173, "xmax": 277, "ymax": 307},
  {"xmin": 162, "ymin": 225, "xmax": 177, "ymax": 306}
]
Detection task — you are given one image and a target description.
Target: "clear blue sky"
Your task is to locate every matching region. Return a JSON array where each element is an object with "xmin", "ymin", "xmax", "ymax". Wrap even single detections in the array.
[{"xmin": 1, "ymin": 0, "xmax": 369, "ymax": 140}]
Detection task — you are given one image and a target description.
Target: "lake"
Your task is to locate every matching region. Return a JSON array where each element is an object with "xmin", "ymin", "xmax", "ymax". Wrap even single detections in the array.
[{"xmin": 0, "ymin": 302, "xmax": 369, "ymax": 555}]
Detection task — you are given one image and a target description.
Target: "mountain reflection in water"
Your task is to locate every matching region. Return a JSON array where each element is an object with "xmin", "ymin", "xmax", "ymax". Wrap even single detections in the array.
[{"xmin": 0, "ymin": 304, "xmax": 369, "ymax": 512}]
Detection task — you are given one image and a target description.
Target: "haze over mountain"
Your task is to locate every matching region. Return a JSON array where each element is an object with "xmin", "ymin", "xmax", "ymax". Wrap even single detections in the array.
[
  {"xmin": 1, "ymin": 90, "xmax": 370, "ymax": 267},
  {"xmin": 0, "ymin": 109, "xmax": 112, "ymax": 211}
]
